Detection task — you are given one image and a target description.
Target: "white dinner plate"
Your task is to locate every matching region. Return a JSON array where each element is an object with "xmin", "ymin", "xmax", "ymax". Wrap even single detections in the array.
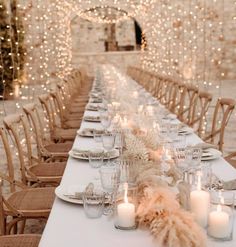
[
  {"xmin": 201, "ymin": 148, "xmax": 222, "ymax": 161},
  {"xmin": 69, "ymin": 149, "xmax": 119, "ymax": 160},
  {"xmin": 55, "ymin": 185, "xmax": 109, "ymax": 205},
  {"xmin": 55, "ymin": 184, "xmax": 87, "ymax": 204}
]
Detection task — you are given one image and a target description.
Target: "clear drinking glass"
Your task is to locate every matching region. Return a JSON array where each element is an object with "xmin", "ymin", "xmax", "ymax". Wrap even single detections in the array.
[
  {"xmin": 89, "ymin": 151, "xmax": 104, "ymax": 169},
  {"xmin": 93, "ymin": 130, "xmax": 102, "ymax": 143},
  {"xmin": 83, "ymin": 189, "xmax": 105, "ymax": 219},
  {"xmin": 185, "ymin": 147, "xmax": 202, "ymax": 167},
  {"xmin": 99, "ymin": 165, "xmax": 120, "ymax": 193},
  {"xmin": 100, "ymin": 113, "xmax": 111, "ymax": 130},
  {"xmin": 102, "ymin": 132, "xmax": 115, "ymax": 155},
  {"xmin": 114, "ymin": 159, "xmax": 137, "ymax": 183}
]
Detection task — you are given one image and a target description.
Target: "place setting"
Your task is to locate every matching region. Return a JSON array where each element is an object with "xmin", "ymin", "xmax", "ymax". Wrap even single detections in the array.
[
  {"xmin": 83, "ymin": 115, "xmax": 101, "ymax": 122},
  {"xmin": 77, "ymin": 128, "xmax": 105, "ymax": 137}
]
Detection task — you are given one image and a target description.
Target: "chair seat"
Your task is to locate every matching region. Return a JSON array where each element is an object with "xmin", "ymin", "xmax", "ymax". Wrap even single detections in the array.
[
  {"xmin": 64, "ymin": 112, "xmax": 83, "ymax": 121},
  {"xmin": 62, "ymin": 120, "xmax": 81, "ymax": 129},
  {"xmin": 45, "ymin": 142, "xmax": 72, "ymax": 154},
  {"xmin": 54, "ymin": 128, "xmax": 77, "ymax": 141},
  {"xmin": 29, "ymin": 162, "xmax": 66, "ymax": 181},
  {"xmin": 6, "ymin": 187, "xmax": 55, "ymax": 217},
  {"xmin": 0, "ymin": 234, "xmax": 41, "ymax": 247}
]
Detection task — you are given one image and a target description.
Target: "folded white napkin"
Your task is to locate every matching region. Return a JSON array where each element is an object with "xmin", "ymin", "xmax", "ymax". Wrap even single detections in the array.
[{"xmin": 194, "ymin": 142, "xmax": 218, "ymax": 150}]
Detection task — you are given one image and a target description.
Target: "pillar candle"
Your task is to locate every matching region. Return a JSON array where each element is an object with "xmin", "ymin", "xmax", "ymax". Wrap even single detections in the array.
[
  {"xmin": 190, "ymin": 175, "xmax": 210, "ymax": 228},
  {"xmin": 208, "ymin": 205, "xmax": 230, "ymax": 238}
]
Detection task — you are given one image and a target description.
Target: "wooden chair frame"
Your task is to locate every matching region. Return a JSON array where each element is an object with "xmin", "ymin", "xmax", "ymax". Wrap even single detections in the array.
[
  {"xmin": 0, "ymin": 128, "xmax": 55, "ymax": 235},
  {"xmin": 204, "ymin": 98, "xmax": 235, "ymax": 151}
]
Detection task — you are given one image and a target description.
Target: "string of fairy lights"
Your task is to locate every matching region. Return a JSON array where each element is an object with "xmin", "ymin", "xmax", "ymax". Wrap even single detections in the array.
[{"xmin": 0, "ymin": 0, "xmax": 235, "ymax": 118}]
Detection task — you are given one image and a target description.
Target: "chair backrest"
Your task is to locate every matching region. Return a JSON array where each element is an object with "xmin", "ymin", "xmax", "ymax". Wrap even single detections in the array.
[
  {"xmin": 204, "ymin": 98, "xmax": 235, "ymax": 151},
  {"xmin": 3, "ymin": 114, "xmax": 36, "ymax": 181},
  {"xmin": 38, "ymin": 94, "xmax": 58, "ymax": 138},
  {"xmin": 190, "ymin": 91, "xmax": 213, "ymax": 136},
  {"xmin": 0, "ymin": 128, "xmax": 26, "ymax": 193},
  {"xmin": 23, "ymin": 103, "xmax": 48, "ymax": 160},
  {"xmin": 50, "ymin": 91, "xmax": 65, "ymax": 123},
  {"xmin": 151, "ymin": 76, "xmax": 161, "ymax": 98},
  {"xmin": 179, "ymin": 84, "xmax": 199, "ymax": 123},
  {"xmin": 169, "ymin": 82, "xmax": 186, "ymax": 116},
  {"xmin": 158, "ymin": 79, "xmax": 170, "ymax": 104}
]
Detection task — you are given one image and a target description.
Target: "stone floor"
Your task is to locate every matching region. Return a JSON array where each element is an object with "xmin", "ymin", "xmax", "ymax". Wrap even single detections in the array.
[{"xmin": 0, "ymin": 78, "xmax": 235, "ymax": 235}]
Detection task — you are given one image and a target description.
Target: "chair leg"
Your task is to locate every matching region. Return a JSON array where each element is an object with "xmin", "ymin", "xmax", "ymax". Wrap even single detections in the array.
[
  {"xmin": 13, "ymin": 216, "xmax": 18, "ymax": 234},
  {"xmin": 19, "ymin": 219, "xmax": 26, "ymax": 234}
]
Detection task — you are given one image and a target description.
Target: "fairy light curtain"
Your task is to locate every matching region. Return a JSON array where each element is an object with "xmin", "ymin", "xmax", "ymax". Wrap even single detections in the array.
[{"xmin": 1, "ymin": 0, "xmax": 235, "ymax": 96}]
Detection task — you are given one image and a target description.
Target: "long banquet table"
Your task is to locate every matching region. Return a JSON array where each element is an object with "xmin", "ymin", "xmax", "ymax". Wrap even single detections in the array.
[{"xmin": 39, "ymin": 72, "xmax": 236, "ymax": 247}]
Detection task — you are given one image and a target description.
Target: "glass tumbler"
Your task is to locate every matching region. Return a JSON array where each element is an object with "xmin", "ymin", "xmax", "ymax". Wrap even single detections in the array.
[
  {"xmin": 93, "ymin": 130, "xmax": 102, "ymax": 143},
  {"xmin": 99, "ymin": 165, "xmax": 120, "ymax": 193},
  {"xmin": 89, "ymin": 151, "xmax": 104, "ymax": 169},
  {"xmin": 102, "ymin": 132, "xmax": 115, "ymax": 153},
  {"xmin": 83, "ymin": 189, "xmax": 105, "ymax": 219},
  {"xmin": 185, "ymin": 147, "xmax": 202, "ymax": 167}
]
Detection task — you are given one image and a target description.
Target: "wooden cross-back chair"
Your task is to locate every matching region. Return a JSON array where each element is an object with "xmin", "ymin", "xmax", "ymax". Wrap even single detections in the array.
[
  {"xmin": 0, "ymin": 180, "xmax": 41, "ymax": 247},
  {"xmin": 189, "ymin": 91, "xmax": 213, "ymax": 137},
  {"xmin": 56, "ymin": 83, "xmax": 87, "ymax": 114},
  {"xmin": 50, "ymin": 91, "xmax": 82, "ymax": 129},
  {"xmin": 147, "ymin": 75, "xmax": 159, "ymax": 96},
  {"xmin": 38, "ymin": 94, "xmax": 76, "ymax": 142},
  {"xmin": 127, "ymin": 66, "xmax": 136, "ymax": 79},
  {"xmin": 168, "ymin": 82, "xmax": 186, "ymax": 117},
  {"xmin": 150, "ymin": 76, "xmax": 162, "ymax": 99},
  {"xmin": 3, "ymin": 114, "xmax": 65, "ymax": 186},
  {"xmin": 203, "ymin": 98, "xmax": 235, "ymax": 152},
  {"xmin": 131, "ymin": 67, "xmax": 141, "ymax": 82},
  {"xmin": 23, "ymin": 103, "xmax": 72, "ymax": 161},
  {"xmin": 178, "ymin": 84, "xmax": 199, "ymax": 123},
  {"xmin": 157, "ymin": 79, "xmax": 170, "ymax": 104},
  {"xmin": 162, "ymin": 80, "xmax": 176, "ymax": 108},
  {"xmin": 0, "ymin": 128, "xmax": 55, "ymax": 235},
  {"xmin": 140, "ymin": 71, "xmax": 152, "ymax": 90}
]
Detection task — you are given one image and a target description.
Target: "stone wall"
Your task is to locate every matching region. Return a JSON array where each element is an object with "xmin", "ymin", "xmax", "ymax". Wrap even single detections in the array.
[{"xmin": 71, "ymin": 17, "xmax": 136, "ymax": 53}]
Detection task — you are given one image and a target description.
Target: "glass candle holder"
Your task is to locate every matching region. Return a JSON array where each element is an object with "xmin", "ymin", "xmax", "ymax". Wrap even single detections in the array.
[
  {"xmin": 207, "ymin": 190, "xmax": 234, "ymax": 241},
  {"xmin": 114, "ymin": 182, "xmax": 138, "ymax": 230},
  {"xmin": 115, "ymin": 159, "xmax": 138, "ymax": 183}
]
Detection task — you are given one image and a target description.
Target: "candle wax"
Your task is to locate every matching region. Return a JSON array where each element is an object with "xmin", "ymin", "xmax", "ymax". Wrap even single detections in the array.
[
  {"xmin": 117, "ymin": 202, "xmax": 135, "ymax": 228},
  {"xmin": 208, "ymin": 208, "xmax": 230, "ymax": 238},
  {"xmin": 190, "ymin": 190, "xmax": 210, "ymax": 228}
]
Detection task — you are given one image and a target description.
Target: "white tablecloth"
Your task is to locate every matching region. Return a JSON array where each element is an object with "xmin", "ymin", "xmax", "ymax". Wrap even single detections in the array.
[{"xmin": 39, "ymin": 97, "xmax": 236, "ymax": 247}]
